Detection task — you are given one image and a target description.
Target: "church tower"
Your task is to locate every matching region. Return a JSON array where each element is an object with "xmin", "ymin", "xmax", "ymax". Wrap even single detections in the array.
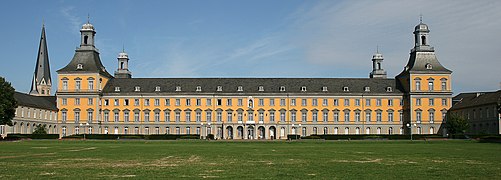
[
  {"xmin": 30, "ymin": 24, "xmax": 52, "ymax": 96},
  {"xmin": 114, "ymin": 49, "xmax": 132, "ymax": 78},
  {"xmin": 397, "ymin": 18, "xmax": 452, "ymax": 136},
  {"xmin": 369, "ymin": 48, "xmax": 387, "ymax": 79}
]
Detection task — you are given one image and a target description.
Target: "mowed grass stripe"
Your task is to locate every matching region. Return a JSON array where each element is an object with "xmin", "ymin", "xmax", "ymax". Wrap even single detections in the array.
[{"xmin": 0, "ymin": 140, "xmax": 500, "ymax": 179}]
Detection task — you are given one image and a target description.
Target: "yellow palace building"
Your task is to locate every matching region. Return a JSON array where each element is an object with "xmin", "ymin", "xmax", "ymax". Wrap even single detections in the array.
[{"xmin": 26, "ymin": 19, "xmax": 453, "ymax": 139}]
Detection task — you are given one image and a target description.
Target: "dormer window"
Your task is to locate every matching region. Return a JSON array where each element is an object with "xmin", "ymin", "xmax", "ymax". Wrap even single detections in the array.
[
  {"xmin": 301, "ymin": 86, "xmax": 307, "ymax": 92},
  {"xmin": 386, "ymin": 87, "xmax": 393, "ymax": 92},
  {"xmin": 175, "ymin": 86, "xmax": 181, "ymax": 91},
  {"xmin": 115, "ymin": 87, "xmax": 120, "ymax": 92},
  {"xmin": 217, "ymin": 86, "xmax": 222, "ymax": 92},
  {"xmin": 343, "ymin": 87, "xmax": 349, "ymax": 92},
  {"xmin": 196, "ymin": 86, "xmax": 202, "ymax": 92},
  {"xmin": 425, "ymin": 63, "xmax": 432, "ymax": 70},
  {"xmin": 280, "ymin": 86, "xmax": 286, "ymax": 92},
  {"xmin": 237, "ymin": 86, "xmax": 243, "ymax": 92},
  {"xmin": 322, "ymin": 86, "xmax": 328, "ymax": 92},
  {"xmin": 155, "ymin": 86, "xmax": 161, "ymax": 92},
  {"xmin": 364, "ymin": 86, "xmax": 370, "ymax": 92},
  {"xmin": 76, "ymin": 63, "xmax": 83, "ymax": 70},
  {"xmin": 134, "ymin": 86, "xmax": 140, "ymax": 92},
  {"xmin": 258, "ymin": 86, "xmax": 264, "ymax": 92}
]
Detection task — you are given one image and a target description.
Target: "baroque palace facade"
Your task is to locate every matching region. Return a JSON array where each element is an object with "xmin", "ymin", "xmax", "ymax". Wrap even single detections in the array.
[{"xmin": 4, "ymin": 19, "xmax": 453, "ymax": 139}]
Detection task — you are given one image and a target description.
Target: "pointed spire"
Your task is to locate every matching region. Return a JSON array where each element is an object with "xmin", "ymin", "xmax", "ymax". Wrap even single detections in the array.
[
  {"xmin": 30, "ymin": 24, "xmax": 52, "ymax": 96},
  {"xmin": 419, "ymin": 14, "xmax": 423, "ymax": 23},
  {"xmin": 376, "ymin": 45, "xmax": 379, "ymax": 53},
  {"xmin": 87, "ymin": 13, "xmax": 90, "ymax": 23}
]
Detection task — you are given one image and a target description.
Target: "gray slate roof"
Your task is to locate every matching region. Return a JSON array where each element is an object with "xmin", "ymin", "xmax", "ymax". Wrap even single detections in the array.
[
  {"xmin": 405, "ymin": 51, "xmax": 452, "ymax": 74},
  {"xmin": 450, "ymin": 90, "xmax": 501, "ymax": 110},
  {"xmin": 57, "ymin": 49, "xmax": 113, "ymax": 78},
  {"xmin": 14, "ymin": 92, "xmax": 57, "ymax": 111},
  {"xmin": 103, "ymin": 78, "xmax": 403, "ymax": 95}
]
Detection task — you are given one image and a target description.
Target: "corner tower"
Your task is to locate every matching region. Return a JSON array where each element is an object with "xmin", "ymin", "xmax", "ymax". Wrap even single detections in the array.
[
  {"xmin": 30, "ymin": 24, "xmax": 52, "ymax": 96},
  {"xmin": 56, "ymin": 19, "xmax": 113, "ymax": 132},
  {"xmin": 397, "ymin": 19, "xmax": 452, "ymax": 136}
]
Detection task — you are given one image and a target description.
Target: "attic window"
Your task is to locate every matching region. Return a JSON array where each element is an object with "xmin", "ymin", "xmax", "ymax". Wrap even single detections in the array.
[
  {"xmin": 343, "ymin": 87, "xmax": 349, "ymax": 92},
  {"xmin": 237, "ymin": 86, "xmax": 243, "ymax": 92},
  {"xmin": 322, "ymin": 86, "xmax": 328, "ymax": 92},
  {"xmin": 258, "ymin": 86, "xmax": 264, "ymax": 92},
  {"xmin": 386, "ymin": 87, "xmax": 393, "ymax": 92},
  {"xmin": 155, "ymin": 86, "xmax": 161, "ymax": 92},
  {"xmin": 115, "ymin": 87, "xmax": 120, "ymax": 92},
  {"xmin": 301, "ymin": 86, "xmax": 307, "ymax": 92},
  {"xmin": 134, "ymin": 86, "xmax": 140, "ymax": 92},
  {"xmin": 280, "ymin": 86, "xmax": 286, "ymax": 92},
  {"xmin": 196, "ymin": 86, "xmax": 202, "ymax": 92},
  {"xmin": 364, "ymin": 87, "xmax": 370, "ymax": 92},
  {"xmin": 217, "ymin": 86, "xmax": 222, "ymax": 92},
  {"xmin": 175, "ymin": 86, "xmax": 181, "ymax": 91},
  {"xmin": 425, "ymin": 63, "xmax": 432, "ymax": 70},
  {"xmin": 76, "ymin": 64, "xmax": 83, "ymax": 70}
]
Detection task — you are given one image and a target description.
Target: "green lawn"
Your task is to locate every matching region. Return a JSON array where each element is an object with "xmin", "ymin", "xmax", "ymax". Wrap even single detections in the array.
[{"xmin": 0, "ymin": 140, "xmax": 500, "ymax": 179}]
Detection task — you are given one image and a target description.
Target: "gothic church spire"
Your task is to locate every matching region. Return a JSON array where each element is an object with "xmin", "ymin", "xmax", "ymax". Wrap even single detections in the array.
[{"xmin": 30, "ymin": 24, "xmax": 52, "ymax": 96}]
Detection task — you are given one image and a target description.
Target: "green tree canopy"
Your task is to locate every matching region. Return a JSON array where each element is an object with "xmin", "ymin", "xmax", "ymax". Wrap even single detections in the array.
[
  {"xmin": 445, "ymin": 113, "xmax": 469, "ymax": 135},
  {"xmin": 33, "ymin": 124, "xmax": 48, "ymax": 135},
  {"xmin": 0, "ymin": 76, "xmax": 17, "ymax": 126}
]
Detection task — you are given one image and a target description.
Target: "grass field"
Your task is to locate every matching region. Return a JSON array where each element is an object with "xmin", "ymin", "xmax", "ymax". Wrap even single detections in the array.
[{"xmin": 1, "ymin": 140, "xmax": 500, "ymax": 179}]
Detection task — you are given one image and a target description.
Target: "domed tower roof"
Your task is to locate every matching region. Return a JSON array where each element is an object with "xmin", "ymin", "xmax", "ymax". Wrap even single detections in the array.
[
  {"xmin": 414, "ymin": 22, "xmax": 429, "ymax": 32},
  {"xmin": 81, "ymin": 23, "xmax": 95, "ymax": 31}
]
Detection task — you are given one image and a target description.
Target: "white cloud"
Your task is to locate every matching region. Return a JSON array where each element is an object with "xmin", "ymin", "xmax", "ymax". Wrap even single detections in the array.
[{"xmin": 60, "ymin": 6, "xmax": 82, "ymax": 34}]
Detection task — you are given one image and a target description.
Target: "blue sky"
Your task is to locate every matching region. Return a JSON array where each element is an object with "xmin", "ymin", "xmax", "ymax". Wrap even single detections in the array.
[{"xmin": 1, "ymin": 0, "xmax": 500, "ymax": 94}]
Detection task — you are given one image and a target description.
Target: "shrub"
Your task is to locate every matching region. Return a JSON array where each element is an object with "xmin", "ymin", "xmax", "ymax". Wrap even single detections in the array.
[{"xmin": 206, "ymin": 134, "xmax": 214, "ymax": 140}]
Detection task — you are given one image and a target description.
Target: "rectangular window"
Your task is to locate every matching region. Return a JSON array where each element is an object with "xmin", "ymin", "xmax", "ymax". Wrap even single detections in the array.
[
  {"xmin": 114, "ymin": 112, "xmax": 119, "ymax": 122},
  {"xmin": 134, "ymin": 99, "xmax": 139, "ymax": 106},
  {"xmin": 62, "ymin": 81, "xmax": 68, "ymax": 90},
  {"xmin": 62, "ymin": 98, "xmax": 67, "ymax": 105},
  {"xmin": 196, "ymin": 99, "xmax": 201, "ymax": 106},
  {"xmin": 154, "ymin": 99, "xmax": 160, "ymax": 106},
  {"xmin": 428, "ymin": 81, "xmax": 434, "ymax": 90},
  {"xmin": 217, "ymin": 112, "xmax": 222, "ymax": 122},
  {"xmin": 333, "ymin": 112, "xmax": 339, "ymax": 122},
  {"xmin": 175, "ymin": 112, "xmax": 180, "ymax": 122},
  {"xmin": 269, "ymin": 98, "xmax": 275, "ymax": 106},
  {"xmin": 75, "ymin": 98, "xmax": 80, "ymax": 105},
  {"xmin": 259, "ymin": 112, "xmax": 264, "ymax": 122},
  {"xmin": 291, "ymin": 112, "xmax": 296, "ymax": 122},
  {"xmin": 323, "ymin": 112, "xmax": 328, "ymax": 122},
  {"xmin": 388, "ymin": 112, "xmax": 393, "ymax": 122},
  {"xmin": 280, "ymin": 112, "xmax": 286, "ymax": 122},
  {"xmin": 416, "ymin": 98, "xmax": 421, "ymax": 106},
  {"xmin": 441, "ymin": 81, "xmax": 447, "ymax": 90},
  {"xmin": 376, "ymin": 112, "xmax": 382, "ymax": 122},
  {"xmin": 124, "ymin": 112, "xmax": 129, "ymax": 122},
  {"xmin": 366, "ymin": 99, "xmax": 371, "ymax": 106},
  {"xmin": 322, "ymin": 99, "xmax": 328, "ymax": 106},
  {"xmin": 134, "ymin": 112, "xmax": 139, "ymax": 122},
  {"xmin": 366, "ymin": 112, "xmax": 371, "ymax": 122},
  {"xmin": 62, "ymin": 111, "xmax": 67, "ymax": 121},
  {"xmin": 344, "ymin": 112, "xmax": 350, "ymax": 122},
  {"xmin": 75, "ymin": 81, "xmax": 81, "ymax": 90},
  {"xmin": 344, "ymin": 99, "xmax": 350, "ymax": 106},
  {"xmin": 259, "ymin": 99, "xmax": 264, "ymax": 106},
  {"xmin": 175, "ymin": 99, "xmax": 180, "ymax": 106},
  {"xmin": 355, "ymin": 99, "xmax": 360, "ymax": 106},
  {"xmin": 88, "ymin": 80, "xmax": 94, "ymax": 90},
  {"xmin": 442, "ymin": 98, "xmax": 447, "ymax": 106},
  {"xmin": 302, "ymin": 112, "xmax": 307, "ymax": 122},
  {"xmin": 237, "ymin": 99, "xmax": 243, "ymax": 106},
  {"xmin": 388, "ymin": 99, "xmax": 393, "ymax": 106},
  {"xmin": 165, "ymin": 99, "xmax": 170, "ymax": 106},
  {"xmin": 333, "ymin": 99, "xmax": 339, "ymax": 106},
  {"xmin": 144, "ymin": 112, "xmax": 150, "ymax": 122},
  {"xmin": 88, "ymin": 98, "xmax": 93, "ymax": 105},
  {"xmin": 196, "ymin": 112, "xmax": 201, "ymax": 122},
  {"xmin": 206, "ymin": 98, "xmax": 212, "ymax": 106},
  {"xmin": 144, "ymin": 99, "xmax": 150, "ymax": 106},
  {"xmin": 280, "ymin": 99, "xmax": 286, "ymax": 106},
  {"xmin": 165, "ymin": 112, "xmax": 170, "ymax": 122},
  {"xmin": 399, "ymin": 112, "xmax": 403, "ymax": 122},
  {"xmin": 154, "ymin": 112, "xmax": 160, "ymax": 122},
  {"xmin": 269, "ymin": 112, "xmax": 275, "ymax": 122},
  {"xmin": 416, "ymin": 111, "xmax": 422, "ymax": 123},
  {"xmin": 186, "ymin": 99, "xmax": 191, "ymax": 106},
  {"xmin": 376, "ymin": 99, "xmax": 382, "ymax": 106},
  {"xmin": 185, "ymin": 112, "xmax": 191, "ymax": 122},
  {"xmin": 429, "ymin": 112, "xmax": 435, "ymax": 123},
  {"xmin": 104, "ymin": 112, "xmax": 109, "ymax": 122},
  {"xmin": 216, "ymin": 99, "xmax": 222, "ymax": 106},
  {"xmin": 227, "ymin": 99, "xmax": 232, "ymax": 106},
  {"xmin": 355, "ymin": 112, "xmax": 360, "ymax": 122},
  {"xmin": 429, "ymin": 98, "xmax": 434, "ymax": 106},
  {"xmin": 227, "ymin": 112, "xmax": 232, "ymax": 122},
  {"xmin": 290, "ymin": 99, "xmax": 296, "ymax": 106},
  {"xmin": 238, "ymin": 112, "xmax": 243, "ymax": 122},
  {"xmin": 302, "ymin": 99, "xmax": 307, "ymax": 106},
  {"xmin": 206, "ymin": 112, "xmax": 212, "ymax": 122},
  {"xmin": 124, "ymin": 99, "xmax": 129, "ymax": 106},
  {"xmin": 75, "ymin": 112, "xmax": 80, "ymax": 122},
  {"xmin": 312, "ymin": 99, "xmax": 318, "ymax": 106},
  {"xmin": 88, "ymin": 112, "xmax": 93, "ymax": 121},
  {"xmin": 248, "ymin": 112, "xmax": 253, "ymax": 121},
  {"xmin": 114, "ymin": 99, "xmax": 119, "ymax": 106}
]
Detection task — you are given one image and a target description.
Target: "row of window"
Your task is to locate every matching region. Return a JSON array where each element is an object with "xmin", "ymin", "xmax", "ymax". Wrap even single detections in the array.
[
  {"xmin": 94, "ymin": 97, "xmax": 404, "ymax": 107},
  {"xmin": 120, "ymin": 85, "xmax": 394, "ymax": 93},
  {"xmin": 459, "ymin": 106, "xmax": 499, "ymax": 120},
  {"xmin": 15, "ymin": 107, "xmax": 57, "ymax": 121},
  {"xmin": 63, "ymin": 109, "xmax": 446, "ymax": 124},
  {"xmin": 414, "ymin": 77, "xmax": 448, "ymax": 91},
  {"xmin": 61, "ymin": 78, "xmax": 102, "ymax": 91},
  {"xmin": 414, "ymin": 98, "xmax": 448, "ymax": 106}
]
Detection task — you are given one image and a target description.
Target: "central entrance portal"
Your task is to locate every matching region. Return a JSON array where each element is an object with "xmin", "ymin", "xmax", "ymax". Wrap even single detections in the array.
[{"xmin": 247, "ymin": 126, "xmax": 254, "ymax": 139}]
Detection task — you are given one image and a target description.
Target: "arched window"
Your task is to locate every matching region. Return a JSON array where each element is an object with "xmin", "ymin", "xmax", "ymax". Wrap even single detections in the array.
[
  {"xmin": 84, "ymin": 35, "xmax": 88, "ymax": 44},
  {"xmin": 421, "ymin": 35, "xmax": 426, "ymax": 45}
]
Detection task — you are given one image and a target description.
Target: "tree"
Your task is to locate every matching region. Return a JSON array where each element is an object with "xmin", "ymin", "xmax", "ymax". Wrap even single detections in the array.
[
  {"xmin": 33, "ymin": 124, "xmax": 48, "ymax": 135},
  {"xmin": 0, "ymin": 76, "xmax": 17, "ymax": 126},
  {"xmin": 445, "ymin": 113, "xmax": 470, "ymax": 136}
]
